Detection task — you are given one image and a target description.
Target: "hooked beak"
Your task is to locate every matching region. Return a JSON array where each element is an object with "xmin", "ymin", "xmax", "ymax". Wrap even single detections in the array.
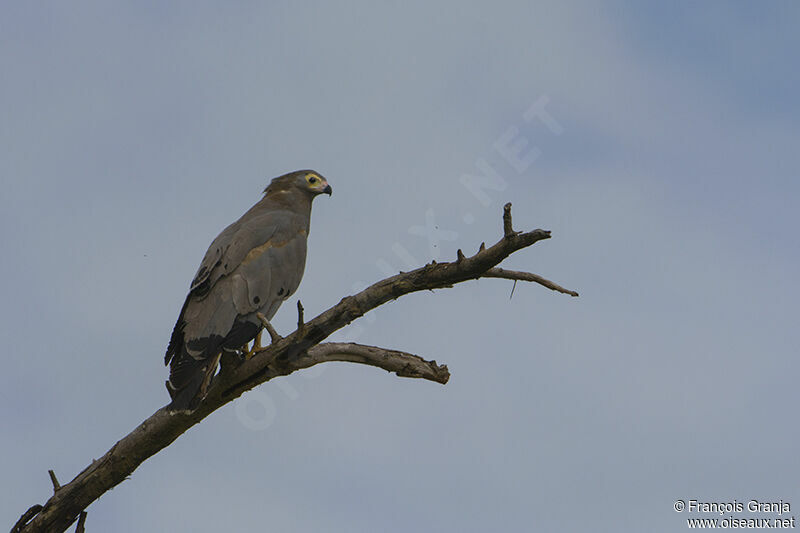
[{"xmin": 323, "ymin": 183, "xmax": 332, "ymax": 196}]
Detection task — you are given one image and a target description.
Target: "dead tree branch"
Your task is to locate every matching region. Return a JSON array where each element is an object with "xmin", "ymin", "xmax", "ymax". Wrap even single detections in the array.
[
  {"xmin": 14, "ymin": 203, "xmax": 576, "ymax": 533},
  {"xmin": 47, "ymin": 471, "xmax": 60, "ymax": 493},
  {"xmin": 73, "ymin": 513, "xmax": 86, "ymax": 533},
  {"xmin": 297, "ymin": 342, "xmax": 449, "ymax": 383},
  {"xmin": 483, "ymin": 268, "xmax": 580, "ymax": 297},
  {"xmin": 256, "ymin": 312, "xmax": 282, "ymax": 344},
  {"xmin": 11, "ymin": 507, "xmax": 42, "ymax": 533}
]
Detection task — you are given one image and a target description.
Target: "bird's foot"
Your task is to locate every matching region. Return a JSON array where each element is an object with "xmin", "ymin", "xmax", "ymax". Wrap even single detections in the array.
[
  {"xmin": 256, "ymin": 313, "xmax": 283, "ymax": 344},
  {"xmin": 243, "ymin": 330, "xmax": 264, "ymax": 360}
]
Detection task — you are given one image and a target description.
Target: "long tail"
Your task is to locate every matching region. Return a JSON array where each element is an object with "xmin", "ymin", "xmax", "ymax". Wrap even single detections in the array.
[
  {"xmin": 164, "ymin": 297, "xmax": 222, "ymax": 412},
  {"xmin": 165, "ymin": 350, "xmax": 221, "ymax": 412},
  {"xmin": 164, "ymin": 298, "xmax": 260, "ymax": 412}
]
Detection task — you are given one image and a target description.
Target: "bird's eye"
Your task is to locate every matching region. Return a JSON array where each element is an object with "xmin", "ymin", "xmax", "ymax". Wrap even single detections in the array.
[{"xmin": 308, "ymin": 176, "xmax": 318, "ymax": 184}]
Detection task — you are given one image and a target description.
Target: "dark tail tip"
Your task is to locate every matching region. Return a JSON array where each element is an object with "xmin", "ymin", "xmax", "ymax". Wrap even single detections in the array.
[{"xmin": 165, "ymin": 376, "xmax": 204, "ymax": 413}]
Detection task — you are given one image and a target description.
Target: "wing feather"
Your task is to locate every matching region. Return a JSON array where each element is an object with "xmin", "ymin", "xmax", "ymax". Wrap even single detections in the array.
[{"xmin": 189, "ymin": 210, "xmax": 284, "ymax": 297}]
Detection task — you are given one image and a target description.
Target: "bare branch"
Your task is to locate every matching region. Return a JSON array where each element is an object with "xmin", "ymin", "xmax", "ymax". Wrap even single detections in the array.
[
  {"xmin": 15, "ymin": 203, "xmax": 571, "ymax": 533},
  {"xmin": 482, "ymin": 268, "xmax": 579, "ymax": 297},
  {"xmin": 12, "ymin": 506, "xmax": 43, "ymax": 533},
  {"xmin": 74, "ymin": 513, "xmax": 86, "ymax": 533},
  {"xmin": 256, "ymin": 313, "xmax": 282, "ymax": 344},
  {"xmin": 48, "ymin": 470, "xmax": 61, "ymax": 493},
  {"xmin": 299, "ymin": 342, "xmax": 449, "ymax": 384},
  {"xmin": 296, "ymin": 300, "xmax": 305, "ymax": 332},
  {"xmin": 503, "ymin": 202, "xmax": 518, "ymax": 237}
]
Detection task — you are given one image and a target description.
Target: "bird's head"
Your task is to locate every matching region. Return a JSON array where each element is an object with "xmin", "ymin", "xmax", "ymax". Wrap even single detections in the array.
[{"xmin": 264, "ymin": 170, "xmax": 332, "ymax": 198}]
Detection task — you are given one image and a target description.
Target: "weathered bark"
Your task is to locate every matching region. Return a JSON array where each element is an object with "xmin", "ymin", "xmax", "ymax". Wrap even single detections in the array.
[{"xmin": 13, "ymin": 204, "xmax": 577, "ymax": 533}]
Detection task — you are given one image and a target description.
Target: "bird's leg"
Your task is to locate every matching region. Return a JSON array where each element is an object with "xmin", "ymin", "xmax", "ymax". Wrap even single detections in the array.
[
  {"xmin": 253, "ymin": 329, "xmax": 264, "ymax": 351},
  {"xmin": 256, "ymin": 312, "xmax": 282, "ymax": 344},
  {"xmin": 243, "ymin": 330, "xmax": 264, "ymax": 360}
]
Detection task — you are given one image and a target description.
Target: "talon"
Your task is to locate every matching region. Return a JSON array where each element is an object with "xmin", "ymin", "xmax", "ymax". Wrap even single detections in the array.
[{"xmin": 243, "ymin": 330, "xmax": 264, "ymax": 360}]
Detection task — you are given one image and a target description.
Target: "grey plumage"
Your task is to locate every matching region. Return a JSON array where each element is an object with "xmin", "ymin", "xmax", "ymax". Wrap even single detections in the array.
[{"xmin": 165, "ymin": 170, "xmax": 332, "ymax": 411}]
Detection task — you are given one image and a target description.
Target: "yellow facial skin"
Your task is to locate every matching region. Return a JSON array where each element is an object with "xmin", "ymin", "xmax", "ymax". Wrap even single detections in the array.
[{"xmin": 304, "ymin": 172, "xmax": 331, "ymax": 194}]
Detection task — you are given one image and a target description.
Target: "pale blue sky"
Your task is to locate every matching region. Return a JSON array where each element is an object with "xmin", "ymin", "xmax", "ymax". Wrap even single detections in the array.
[{"xmin": 2, "ymin": 2, "xmax": 799, "ymax": 532}]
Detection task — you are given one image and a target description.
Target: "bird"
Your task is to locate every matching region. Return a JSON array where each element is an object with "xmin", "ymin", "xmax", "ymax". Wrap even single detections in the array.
[{"xmin": 164, "ymin": 170, "xmax": 332, "ymax": 412}]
